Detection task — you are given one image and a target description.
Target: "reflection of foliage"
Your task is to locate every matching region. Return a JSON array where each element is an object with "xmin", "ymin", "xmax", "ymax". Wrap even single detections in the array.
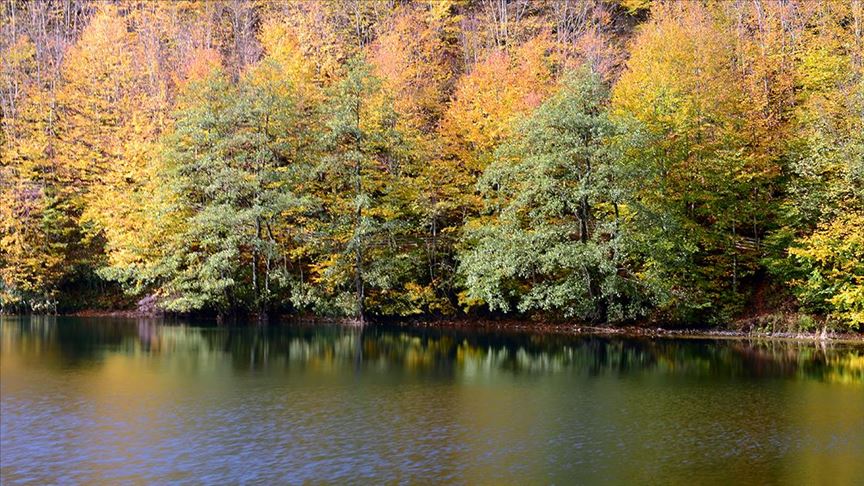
[{"xmin": 3, "ymin": 318, "xmax": 862, "ymax": 385}]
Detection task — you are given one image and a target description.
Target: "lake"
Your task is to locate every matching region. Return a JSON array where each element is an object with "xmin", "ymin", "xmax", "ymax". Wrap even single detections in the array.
[{"xmin": 1, "ymin": 316, "xmax": 862, "ymax": 484}]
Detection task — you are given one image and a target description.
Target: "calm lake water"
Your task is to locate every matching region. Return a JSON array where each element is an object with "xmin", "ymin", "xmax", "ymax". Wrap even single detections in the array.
[{"xmin": 1, "ymin": 317, "xmax": 862, "ymax": 484}]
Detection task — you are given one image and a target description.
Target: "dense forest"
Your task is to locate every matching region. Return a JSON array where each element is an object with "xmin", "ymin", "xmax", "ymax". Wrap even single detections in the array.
[{"xmin": 0, "ymin": 0, "xmax": 862, "ymax": 328}]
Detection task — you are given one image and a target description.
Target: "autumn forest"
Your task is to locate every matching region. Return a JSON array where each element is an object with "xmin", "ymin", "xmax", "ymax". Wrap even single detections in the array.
[{"xmin": 0, "ymin": 0, "xmax": 862, "ymax": 329}]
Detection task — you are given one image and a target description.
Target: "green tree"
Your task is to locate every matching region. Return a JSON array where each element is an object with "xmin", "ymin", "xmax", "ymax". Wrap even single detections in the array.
[
  {"xmin": 126, "ymin": 65, "xmax": 316, "ymax": 318},
  {"xmin": 459, "ymin": 70, "xmax": 658, "ymax": 322}
]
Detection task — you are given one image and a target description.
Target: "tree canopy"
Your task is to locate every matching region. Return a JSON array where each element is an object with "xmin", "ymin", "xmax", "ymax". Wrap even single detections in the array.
[{"xmin": 1, "ymin": 1, "xmax": 862, "ymax": 329}]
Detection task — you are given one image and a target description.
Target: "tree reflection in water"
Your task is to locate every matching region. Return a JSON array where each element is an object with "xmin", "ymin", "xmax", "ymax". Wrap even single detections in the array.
[{"xmin": 3, "ymin": 317, "xmax": 861, "ymax": 384}]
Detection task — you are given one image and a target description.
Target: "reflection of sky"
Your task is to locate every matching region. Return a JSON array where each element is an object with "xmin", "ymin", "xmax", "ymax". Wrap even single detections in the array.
[{"xmin": 1, "ymin": 317, "xmax": 863, "ymax": 484}]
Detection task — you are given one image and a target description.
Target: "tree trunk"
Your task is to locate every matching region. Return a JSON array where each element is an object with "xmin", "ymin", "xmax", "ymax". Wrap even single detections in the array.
[
  {"xmin": 354, "ymin": 159, "xmax": 365, "ymax": 324},
  {"xmin": 353, "ymin": 96, "xmax": 366, "ymax": 324},
  {"xmin": 579, "ymin": 195, "xmax": 591, "ymax": 243}
]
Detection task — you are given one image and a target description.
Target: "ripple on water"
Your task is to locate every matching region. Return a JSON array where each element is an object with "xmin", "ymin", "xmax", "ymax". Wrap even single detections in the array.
[{"xmin": 2, "ymin": 317, "xmax": 863, "ymax": 484}]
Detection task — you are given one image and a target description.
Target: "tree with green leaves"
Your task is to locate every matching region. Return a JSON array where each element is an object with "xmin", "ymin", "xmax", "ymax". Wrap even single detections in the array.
[
  {"xmin": 459, "ymin": 69, "xmax": 659, "ymax": 322},
  {"xmin": 117, "ymin": 63, "xmax": 318, "ymax": 319}
]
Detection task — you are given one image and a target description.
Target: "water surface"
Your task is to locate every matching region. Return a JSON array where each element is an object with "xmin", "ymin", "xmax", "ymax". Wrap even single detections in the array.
[{"xmin": 1, "ymin": 317, "xmax": 863, "ymax": 484}]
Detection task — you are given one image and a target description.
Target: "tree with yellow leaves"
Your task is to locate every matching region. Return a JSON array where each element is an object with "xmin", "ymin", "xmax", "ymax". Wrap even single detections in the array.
[{"xmin": 610, "ymin": 2, "xmax": 779, "ymax": 322}]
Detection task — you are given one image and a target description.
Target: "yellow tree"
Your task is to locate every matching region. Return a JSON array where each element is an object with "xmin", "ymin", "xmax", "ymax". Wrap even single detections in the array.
[
  {"xmin": 790, "ymin": 211, "xmax": 864, "ymax": 329},
  {"xmin": 264, "ymin": 0, "xmax": 396, "ymax": 84},
  {"xmin": 0, "ymin": 34, "xmax": 70, "ymax": 310},
  {"xmin": 391, "ymin": 33, "xmax": 557, "ymax": 309},
  {"xmin": 438, "ymin": 34, "xmax": 557, "ymax": 213},
  {"xmin": 363, "ymin": 1, "xmax": 463, "ymax": 310},
  {"xmin": 56, "ymin": 5, "xmax": 167, "ymax": 265},
  {"xmin": 369, "ymin": 0, "xmax": 460, "ymax": 132},
  {"xmin": 57, "ymin": 6, "xmax": 137, "ymax": 191},
  {"xmin": 777, "ymin": 3, "xmax": 864, "ymax": 328},
  {"xmin": 256, "ymin": 18, "xmax": 322, "ymax": 103},
  {"xmin": 611, "ymin": 2, "xmax": 776, "ymax": 321},
  {"xmin": 0, "ymin": 171, "xmax": 70, "ymax": 312}
]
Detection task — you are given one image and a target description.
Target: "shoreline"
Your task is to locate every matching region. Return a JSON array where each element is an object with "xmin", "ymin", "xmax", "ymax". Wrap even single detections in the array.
[
  {"xmin": 396, "ymin": 319, "xmax": 864, "ymax": 344},
  {"xmin": 4, "ymin": 310, "xmax": 862, "ymax": 344}
]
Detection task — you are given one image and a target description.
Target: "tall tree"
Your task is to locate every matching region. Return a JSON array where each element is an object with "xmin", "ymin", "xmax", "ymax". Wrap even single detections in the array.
[
  {"xmin": 460, "ymin": 69, "xmax": 657, "ymax": 321},
  {"xmin": 311, "ymin": 58, "xmax": 418, "ymax": 320},
  {"xmin": 611, "ymin": 2, "xmax": 777, "ymax": 322},
  {"xmin": 769, "ymin": 3, "xmax": 864, "ymax": 328},
  {"xmin": 118, "ymin": 59, "xmax": 317, "ymax": 318}
]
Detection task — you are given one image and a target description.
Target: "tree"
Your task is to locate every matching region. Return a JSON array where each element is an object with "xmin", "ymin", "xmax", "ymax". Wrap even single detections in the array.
[
  {"xmin": 369, "ymin": 1, "xmax": 460, "ymax": 132},
  {"xmin": 2, "ymin": 0, "xmax": 862, "ymax": 327},
  {"xmin": 0, "ymin": 35, "xmax": 75, "ymax": 311},
  {"xmin": 611, "ymin": 2, "xmax": 776, "ymax": 323},
  {"xmin": 310, "ymin": 58, "xmax": 420, "ymax": 320},
  {"xmin": 789, "ymin": 211, "xmax": 864, "ymax": 329},
  {"xmin": 111, "ymin": 59, "xmax": 317, "ymax": 318},
  {"xmin": 460, "ymin": 69, "xmax": 657, "ymax": 321},
  {"xmin": 765, "ymin": 3, "xmax": 863, "ymax": 329},
  {"xmin": 0, "ymin": 179, "xmax": 71, "ymax": 312}
]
